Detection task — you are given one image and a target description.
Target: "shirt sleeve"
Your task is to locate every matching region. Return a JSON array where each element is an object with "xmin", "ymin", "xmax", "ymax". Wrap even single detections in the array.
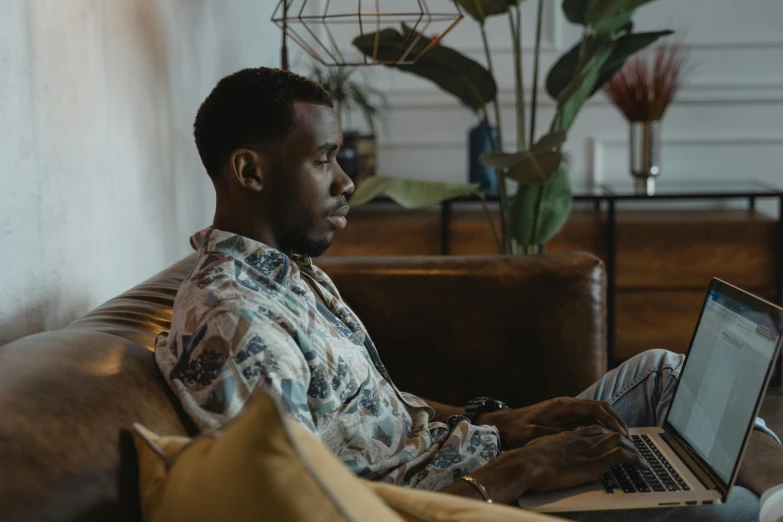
[{"xmin": 157, "ymin": 306, "xmax": 316, "ymax": 435}]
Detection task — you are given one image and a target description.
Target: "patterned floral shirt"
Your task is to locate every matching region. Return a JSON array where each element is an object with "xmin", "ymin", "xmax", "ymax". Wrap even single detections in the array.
[{"xmin": 155, "ymin": 228, "xmax": 501, "ymax": 490}]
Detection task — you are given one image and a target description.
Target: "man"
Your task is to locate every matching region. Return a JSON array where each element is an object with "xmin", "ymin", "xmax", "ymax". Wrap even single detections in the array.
[{"xmin": 156, "ymin": 68, "xmax": 783, "ymax": 519}]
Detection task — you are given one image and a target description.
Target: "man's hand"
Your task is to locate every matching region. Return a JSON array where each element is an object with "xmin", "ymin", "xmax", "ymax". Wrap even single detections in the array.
[
  {"xmin": 476, "ymin": 397, "xmax": 629, "ymax": 448},
  {"xmin": 521, "ymin": 425, "xmax": 648, "ymax": 492},
  {"xmin": 440, "ymin": 425, "xmax": 648, "ymax": 504}
]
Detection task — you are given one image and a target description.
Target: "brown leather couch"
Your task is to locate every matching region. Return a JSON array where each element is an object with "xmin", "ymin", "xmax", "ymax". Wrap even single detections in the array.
[{"xmin": 0, "ymin": 253, "xmax": 606, "ymax": 522}]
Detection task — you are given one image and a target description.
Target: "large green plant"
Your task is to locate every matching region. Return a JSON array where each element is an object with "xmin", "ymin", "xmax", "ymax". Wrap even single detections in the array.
[{"xmin": 351, "ymin": 0, "xmax": 672, "ymax": 254}]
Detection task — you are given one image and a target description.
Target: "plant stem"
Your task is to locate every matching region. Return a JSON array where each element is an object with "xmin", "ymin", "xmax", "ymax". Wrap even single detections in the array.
[
  {"xmin": 479, "ymin": 24, "xmax": 503, "ymax": 152},
  {"xmin": 480, "ymin": 111, "xmax": 509, "ymax": 254},
  {"xmin": 578, "ymin": 27, "xmax": 589, "ymax": 62},
  {"xmin": 517, "ymin": 6, "xmax": 526, "ymax": 151},
  {"xmin": 478, "ymin": 194, "xmax": 502, "ymax": 253},
  {"xmin": 528, "ymin": 0, "xmax": 546, "ymax": 249},
  {"xmin": 530, "ymin": 0, "xmax": 544, "ymax": 148},
  {"xmin": 509, "ymin": 7, "xmax": 526, "ymax": 151},
  {"xmin": 479, "ymin": 22, "xmax": 510, "ymax": 254},
  {"xmin": 508, "ymin": 6, "xmax": 529, "ymax": 254},
  {"xmin": 529, "ymin": 184, "xmax": 544, "ymax": 248},
  {"xmin": 551, "ymin": 28, "xmax": 592, "ymax": 134}
]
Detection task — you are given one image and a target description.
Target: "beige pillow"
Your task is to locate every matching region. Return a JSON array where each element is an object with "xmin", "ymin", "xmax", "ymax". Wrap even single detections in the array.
[
  {"xmin": 368, "ymin": 482, "xmax": 562, "ymax": 522},
  {"xmin": 132, "ymin": 392, "xmax": 403, "ymax": 522},
  {"xmin": 132, "ymin": 392, "xmax": 563, "ymax": 522}
]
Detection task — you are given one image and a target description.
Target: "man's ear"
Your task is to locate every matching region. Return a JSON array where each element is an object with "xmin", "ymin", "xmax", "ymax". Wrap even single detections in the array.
[{"xmin": 227, "ymin": 148, "xmax": 267, "ymax": 192}]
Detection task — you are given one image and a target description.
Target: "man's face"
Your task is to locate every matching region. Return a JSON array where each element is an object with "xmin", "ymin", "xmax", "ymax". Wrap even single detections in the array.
[{"xmin": 265, "ymin": 102, "xmax": 354, "ymax": 258}]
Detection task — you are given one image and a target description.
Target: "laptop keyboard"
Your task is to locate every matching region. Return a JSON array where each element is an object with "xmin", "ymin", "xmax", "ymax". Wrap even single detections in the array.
[{"xmin": 599, "ymin": 434, "xmax": 691, "ymax": 494}]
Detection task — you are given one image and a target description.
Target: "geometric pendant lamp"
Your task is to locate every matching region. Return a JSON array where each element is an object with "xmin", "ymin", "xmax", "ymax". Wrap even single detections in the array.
[{"xmin": 272, "ymin": 0, "xmax": 464, "ymax": 67}]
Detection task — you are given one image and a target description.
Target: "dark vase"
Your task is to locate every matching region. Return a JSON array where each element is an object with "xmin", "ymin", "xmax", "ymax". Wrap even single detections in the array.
[{"xmin": 468, "ymin": 122, "xmax": 499, "ymax": 196}]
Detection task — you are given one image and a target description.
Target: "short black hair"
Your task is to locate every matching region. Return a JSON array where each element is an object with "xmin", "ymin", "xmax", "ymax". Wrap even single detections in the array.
[{"xmin": 194, "ymin": 67, "xmax": 333, "ymax": 179}]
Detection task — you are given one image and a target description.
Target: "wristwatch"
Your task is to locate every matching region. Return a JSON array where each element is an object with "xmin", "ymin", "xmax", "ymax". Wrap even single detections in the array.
[{"xmin": 464, "ymin": 397, "xmax": 509, "ymax": 424}]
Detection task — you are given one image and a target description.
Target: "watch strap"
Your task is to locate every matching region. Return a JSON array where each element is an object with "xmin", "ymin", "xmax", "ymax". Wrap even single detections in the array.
[{"xmin": 464, "ymin": 397, "xmax": 508, "ymax": 424}]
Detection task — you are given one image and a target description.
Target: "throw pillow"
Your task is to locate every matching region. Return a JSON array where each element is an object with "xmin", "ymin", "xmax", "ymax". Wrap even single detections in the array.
[
  {"xmin": 367, "ymin": 482, "xmax": 561, "ymax": 522},
  {"xmin": 131, "ymin": 392, "xmax": 403, "ymax": 522}
]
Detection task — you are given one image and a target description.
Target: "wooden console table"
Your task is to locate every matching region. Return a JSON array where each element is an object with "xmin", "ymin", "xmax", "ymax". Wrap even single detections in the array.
[{"xmin": 327, "ymin": 180, "xmax": 783, "ymax": 385}]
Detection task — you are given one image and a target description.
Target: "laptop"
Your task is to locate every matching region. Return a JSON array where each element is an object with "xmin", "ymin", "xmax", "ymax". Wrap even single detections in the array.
[{"xmin": 518, "ymin": 278, "xmax": 783, "ymax": 512}]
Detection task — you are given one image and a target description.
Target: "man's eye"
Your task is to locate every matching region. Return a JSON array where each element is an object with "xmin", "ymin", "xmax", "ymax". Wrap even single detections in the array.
[{"xmin": 315, "ymin": 160, "xmax": 330, "ymax": 166}]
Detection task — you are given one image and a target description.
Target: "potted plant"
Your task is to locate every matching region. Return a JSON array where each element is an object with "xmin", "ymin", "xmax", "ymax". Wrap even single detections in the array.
[
  {"xmin": 350, "ymin": 0, "xmax": 673, "ymax": 255},
  {"xmin": 310, "ymin": 65, "xmax": 387, "ymax": 187},
  {"xmin": 603, "ymin": 41, "xmax": 688, "ymax": 195}
]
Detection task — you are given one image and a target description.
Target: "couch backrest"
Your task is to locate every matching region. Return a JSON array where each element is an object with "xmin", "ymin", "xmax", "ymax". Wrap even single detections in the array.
[
  {"xmin": 0, "ymin": 255, "xmax": 198, "ymax": 522},
  {"xmin": 318, "ymin": 254, "xmax": 607, "ymax": 408}
]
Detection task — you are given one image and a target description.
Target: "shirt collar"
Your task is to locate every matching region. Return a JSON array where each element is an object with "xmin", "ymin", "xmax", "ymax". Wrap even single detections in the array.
[
  {"xmin": 190, "ymin": 227, "xmax": 314, "ymax": 287},
  {"xmin": 190, "ymin": 227, "xmax": 372, "ymax": 349}
]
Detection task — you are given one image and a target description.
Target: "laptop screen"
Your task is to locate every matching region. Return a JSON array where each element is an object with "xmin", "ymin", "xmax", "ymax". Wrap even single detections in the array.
[{"xmin": 666, "ymin": 285, "xmax": 782, "ymax": 484}]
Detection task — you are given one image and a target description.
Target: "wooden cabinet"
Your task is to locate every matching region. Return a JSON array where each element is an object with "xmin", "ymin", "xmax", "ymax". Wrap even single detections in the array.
[{"xmin": 324, "ymin": 207, "xmax": 778, "ymax": 360}]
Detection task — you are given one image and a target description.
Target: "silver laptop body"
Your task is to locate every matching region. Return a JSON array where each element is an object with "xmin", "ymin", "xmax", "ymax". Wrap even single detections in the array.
[{"xmin": 518, "ymin": 279, "xmax": 783, "ymax": 512}]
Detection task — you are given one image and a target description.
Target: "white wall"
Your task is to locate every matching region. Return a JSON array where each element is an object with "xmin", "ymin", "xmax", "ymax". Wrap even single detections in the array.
[
  {"xmin": 360, "ymin": 0, "xmax": 783, "ymax": 201},
  {"xmin": 0, "ymin": 0, "xmax": 287, "ymax": 345},
  {"xmin": 2, "ymin": 0, "xmax": 781, "ymax": 344}
]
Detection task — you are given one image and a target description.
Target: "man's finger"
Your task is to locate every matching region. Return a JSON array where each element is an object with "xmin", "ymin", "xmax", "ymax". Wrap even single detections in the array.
[
  {"xmin": 583, "ymin": 432, "xmax": 626, "ymax": 458},
  {"xmin": 593, "ymin": 446, "xmax": 649, "ymax": 472},
  {"xmin": 581, "ymin": 401, "xmax": 628, "ymax": 437},
  {"xmin": 554, "ymin": 400, "xmax": 628, "ymax": 437},
  {"xmin": 587, "ymin": 428, "xmax": 646, "ymax": 462},
  {"xmin": 585, "ymin": 432, "xmax": 647, "ymax": 465},
  {"xmin": 575, "ymin": 424, "xmax": 612, "ymax": 437},
  {"xmin": 594, "ymin": 400, "xmax": 629, "ymax": 436}
]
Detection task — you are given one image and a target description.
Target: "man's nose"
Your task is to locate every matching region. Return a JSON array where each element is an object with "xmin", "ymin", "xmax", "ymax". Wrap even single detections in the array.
[{"xmin": 333, "ymin": 164, "xmax": 355, "ymax": 197}]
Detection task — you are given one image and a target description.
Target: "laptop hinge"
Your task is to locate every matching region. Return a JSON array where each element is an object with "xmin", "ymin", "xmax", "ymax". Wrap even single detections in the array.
[{"xmin": 661, "ymin": 431, "xmax": 719, "ymax": 492}]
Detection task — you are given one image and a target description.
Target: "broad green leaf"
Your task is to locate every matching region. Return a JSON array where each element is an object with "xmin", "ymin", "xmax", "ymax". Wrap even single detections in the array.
[
  {"xmin": 506, "ymin": 151, "xmax": 563, "ymax": 184},
  {"xmin": 562, "ymin": 0, "xmax": 591, "ymax": 25},
  {"xmin": 587, "ymin": 0, "xmax": 654, "ymax": 31},
  {"xmin": 597, "ymin": 12, "xmax": 633, "ymax": 35},
  {"xmin": 481, "ymin": 150, "xmax": 561, "ymax": 184},
  {"xmin": 534, "ymin": 164, "xmax": 573, "ymax": 244},
  {"xmin": 353, "ymin": 27, "xmax": 497, "ymax": 113},
  {"xmin": 590, "ymin": 30, "xmax": 673, "ymax": 95},
  {"xmin": 555, "ymin": 42, "xmax": 615, "ymax": 130},
  {"xmin": 480, "ymin": 151, "xmax": 531, "ymax": 169},
  {"xmin": 350, "ymin": 176, "xmax": 435, "ymax": 207},
  {"xmin": 546, "ymin": 36, "xmax": 607, "ymax": 100},
  {"xmin": 547, "ymin": 29, "xmax": 669, "ymax": 113},
  {"xmin": 349, "ymin": 176, "xmax": 396, "ymax": 206},
  {"xmin": 350, "ymin": 176, "xmax": 480, "ymax": 209},
  {"xmin": 509, "ymin": 185, "xmax": 536, "ymax": 245},
  {"xmin": 586, "ymin": 0, "xmax": 625, "ymax": 25},
  {"xmin": 605, "ymin": 30, "xmax": 674, "ymax": 71},
  {"xmin": 456, "ymin": 0, "xmax": 511, "ymax": 23},
  {"xmin": 509, "ymin": 163, "xmax": 572, "ymax": 245},
  {"xmin": 531, "ymin": 130, "xmax": 567, "ymax": 153}
]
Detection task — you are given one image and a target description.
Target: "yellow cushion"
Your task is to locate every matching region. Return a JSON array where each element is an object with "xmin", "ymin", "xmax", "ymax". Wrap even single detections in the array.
[
  {"xmin": 367, "ymin": 482, "xmax": 562, "ymax": 522},
  {"xmin": 132, "ymin": 392, "xmax": 563, "ymax": 522},
  {"xmin": 133, "ymin": 392, "xmax": 404, "ymax": 522}
]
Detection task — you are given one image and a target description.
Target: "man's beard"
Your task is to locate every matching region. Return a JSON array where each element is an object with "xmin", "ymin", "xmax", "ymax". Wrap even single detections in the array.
[
  {"xmin": 271, "ymin": 198, "xmax": 334, "ymax": 258},
  {"xmin": 278, "ymin": 224, "xmax": 333, "ymax": 258}
]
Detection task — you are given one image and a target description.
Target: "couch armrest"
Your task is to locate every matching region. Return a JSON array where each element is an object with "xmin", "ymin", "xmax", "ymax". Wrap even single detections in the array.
[{"xmin": 317, "ymin": 253, "xmax": 607, "ymax": 408}]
